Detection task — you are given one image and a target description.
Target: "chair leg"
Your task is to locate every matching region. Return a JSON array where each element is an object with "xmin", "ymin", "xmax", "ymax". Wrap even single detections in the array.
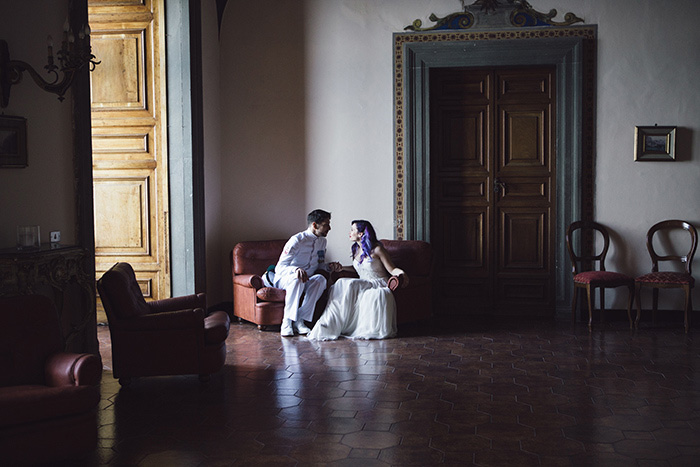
[
  {"xmin": 634, "ymin": 283, "xmax": 642, "ymax": 329},
  {"xmin": 571, "ymin": 287, "xmax": 579, "ymax": 324},
  {"xmin": 599, "ymin": 288, "xmax": 606, "ymax": 323},
  {"xmin": 119, "ymin": 377, "xmax": 131, "ymax": 387},
  {"xmin": 683, "ymin": 285, "xmax": 691, "ymax": 333},
  {"xmin": 652, "ymin": 288, "xmax": 659, "ymax": 324},
  {"xmin": 626, "ymin": 284, "xmax": 634, "ymax": 329},
  {"xmin": 586, "ymin": 285, "xmax": 594, "ymax": 331},
  {"xmin": 689, "ymin": 293, "xmax": 693, "ymax": 332}
]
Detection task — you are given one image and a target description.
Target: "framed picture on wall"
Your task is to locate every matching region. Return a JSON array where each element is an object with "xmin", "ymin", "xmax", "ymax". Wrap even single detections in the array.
[
  {"xmin": 634, "ymin": 125, "xmax": 676, "ymax": 161},
  {"xmin": 0, "ymin": 115, "xmax": 28, "ymax": 168}
]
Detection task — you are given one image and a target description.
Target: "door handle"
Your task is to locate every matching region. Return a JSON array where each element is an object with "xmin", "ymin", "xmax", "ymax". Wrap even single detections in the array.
[{"xmin": 494, "ymin": 178, "xmax": 506, "ymax": 194}]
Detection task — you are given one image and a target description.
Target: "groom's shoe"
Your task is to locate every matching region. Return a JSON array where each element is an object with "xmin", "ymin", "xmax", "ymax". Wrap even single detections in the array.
[
  {"xmin": 281, "ymin": 319, "xmax": 294, "ymax": 337},
  {"xmin": 294, "ymin": 319, "xmax": 311, "ymax": 335}
]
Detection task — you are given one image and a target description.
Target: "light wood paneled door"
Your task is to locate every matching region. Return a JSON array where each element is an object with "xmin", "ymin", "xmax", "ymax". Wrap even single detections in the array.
[
  {"xmin": 430, "ymin": 66, "xmax": 556, "ymax": 316},
  {"xmin": 89, "ymin": 0, "xmax": 170, "ymax": 318}
]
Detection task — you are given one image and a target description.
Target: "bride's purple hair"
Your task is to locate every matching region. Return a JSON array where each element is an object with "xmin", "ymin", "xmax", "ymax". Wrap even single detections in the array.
[{"xmin": 351, "ymin": 220, "xmax": 381, "ymax": 263}]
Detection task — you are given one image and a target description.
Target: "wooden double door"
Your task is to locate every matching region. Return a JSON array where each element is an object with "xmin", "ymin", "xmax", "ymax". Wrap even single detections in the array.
[{"xmin": 430, "ymin": 66, "xmax": 556, "ymax": 316}]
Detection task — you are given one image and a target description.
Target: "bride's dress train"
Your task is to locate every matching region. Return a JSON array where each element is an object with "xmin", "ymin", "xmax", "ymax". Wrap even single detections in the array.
[{"xmin": 307, "ymin": 257, "xmax": 397, "ymax": 340}]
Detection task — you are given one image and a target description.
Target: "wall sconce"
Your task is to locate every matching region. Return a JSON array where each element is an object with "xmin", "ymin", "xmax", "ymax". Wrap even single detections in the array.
[{"xmin": 0, "ymin": 19, "xmax": 100, "ymax": 108}]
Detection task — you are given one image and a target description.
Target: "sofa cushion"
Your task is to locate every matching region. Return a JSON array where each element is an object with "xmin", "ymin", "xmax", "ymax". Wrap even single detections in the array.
[
  {"xmin": 381, "ymin": 239, "xmax": 432, "ymax": 276},
  {"xmin": 0, "ymin": 385, "xmax": 100, "ymax": 429}
]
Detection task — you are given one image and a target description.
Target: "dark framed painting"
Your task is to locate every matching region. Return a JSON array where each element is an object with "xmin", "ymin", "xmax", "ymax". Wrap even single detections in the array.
[
  {"xmin": 634, "ymin": 125, "xmax": 676, "ymax": 161},
  {"xmin": 0, "ymin": 115, "xmax": 28, "ymax": 168}
]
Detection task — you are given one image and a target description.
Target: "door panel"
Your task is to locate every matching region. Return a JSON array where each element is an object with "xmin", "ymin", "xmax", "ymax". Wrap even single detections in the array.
[
  {"xmin": 89, "ymin": 32, "xmax": 146, "ymax": 109},
  {"xmin": 89, "ymin": 0, "xmax": 170, "ymax": 318},
  {"xmin": 431, "ymin": 66, "xmax": 555, "ymax": 316}
]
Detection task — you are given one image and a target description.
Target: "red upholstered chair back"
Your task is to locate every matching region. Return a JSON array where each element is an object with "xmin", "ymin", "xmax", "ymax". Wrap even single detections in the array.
[
  {"xmin": 231, "ymin": 240, "xmax": 287, "ymax": 276},
  {"xmin": 0, "ymin": 294, "xmax": 63, "ymax": 387},
  {"xmin": 97, "ymin": 262, "xmax": 151, "ymax": 321}
]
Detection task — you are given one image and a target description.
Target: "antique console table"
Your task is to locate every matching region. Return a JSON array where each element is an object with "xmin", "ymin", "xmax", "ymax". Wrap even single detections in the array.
[{"xmin": 0, "ymin": 244, "xmax": 99, "ymax": 356}]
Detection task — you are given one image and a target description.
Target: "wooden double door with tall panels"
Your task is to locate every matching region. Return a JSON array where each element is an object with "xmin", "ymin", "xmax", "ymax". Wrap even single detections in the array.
[{"xmin": 430, "ymin": 66, "xmax": 556, "ymax": 316}]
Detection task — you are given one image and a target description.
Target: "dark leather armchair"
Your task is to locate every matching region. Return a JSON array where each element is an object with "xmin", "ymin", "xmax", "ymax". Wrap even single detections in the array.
[
  {"xmin": 97, "ymin": 262, "xmax": 230, "ymax": 386},
  {"xmin": 330, "ymin": 239, "xmax": 433, "ymax": 324},
  {"xmin": 0, "ymin": 294, "xmax": 102, "ymax": 464}
]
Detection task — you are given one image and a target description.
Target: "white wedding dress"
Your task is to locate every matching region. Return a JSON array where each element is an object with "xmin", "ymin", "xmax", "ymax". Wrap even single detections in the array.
[{"xmin": 307, "ymin": 257, "xmax": 397, "ymax": 341}]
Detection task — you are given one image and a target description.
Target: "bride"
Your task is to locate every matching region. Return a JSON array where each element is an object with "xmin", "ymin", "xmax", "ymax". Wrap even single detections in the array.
[{"xmin": 307, "ymin": 220, "xmax": 408, "ymax": 341}]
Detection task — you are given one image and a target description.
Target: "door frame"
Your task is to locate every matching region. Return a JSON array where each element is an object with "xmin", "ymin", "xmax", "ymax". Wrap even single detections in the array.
[{"xmin": 393, "ymin": 26, "xmax": 597, "ymax": 311}]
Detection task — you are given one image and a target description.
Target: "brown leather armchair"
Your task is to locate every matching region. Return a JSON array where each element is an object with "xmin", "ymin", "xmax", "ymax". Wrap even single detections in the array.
[
  {"xmin": 0, "ymin": 294, "xmax": 102, "ymax": 464},
  {"xmin": 230, "ymin": 240, "xmax": 330, "ymax": 330},
  {"xmin": 97, "ymin": 262, "xmax": 230, "ymax": 386},
  {"xmin": 329, "ymin": 239, "xmax": 434, "ymax": 324}
]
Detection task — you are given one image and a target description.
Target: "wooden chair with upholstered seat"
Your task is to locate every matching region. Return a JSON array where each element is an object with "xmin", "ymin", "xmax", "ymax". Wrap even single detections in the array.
[
  {"xmin": 634, "ymin": 220, "xmax": 697, "ymax": 333},
  {"xmin": 566, "ymin": 221, "xmax": 635, "ymax": 330}
]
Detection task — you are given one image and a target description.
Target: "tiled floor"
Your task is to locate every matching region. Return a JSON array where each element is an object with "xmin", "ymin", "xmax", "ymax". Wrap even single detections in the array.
[{"xmin": 84, "ymin": 315, "xmax": 700, "ymax": 466}]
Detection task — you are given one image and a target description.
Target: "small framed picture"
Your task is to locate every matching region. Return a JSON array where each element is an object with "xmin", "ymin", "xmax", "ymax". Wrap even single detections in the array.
[
  {"xmin": 634, "ymin": 125, "xmax": 676, "ymax": 161},
  {"xmin": 0, "ymin": 115, "xmax": 28, "ymax": 168}
]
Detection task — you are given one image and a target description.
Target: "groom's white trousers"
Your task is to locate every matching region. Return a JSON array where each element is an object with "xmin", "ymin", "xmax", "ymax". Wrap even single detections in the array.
[{"xmin": 275, "ymin": 273, "xmax": 327, "ymax": 323}]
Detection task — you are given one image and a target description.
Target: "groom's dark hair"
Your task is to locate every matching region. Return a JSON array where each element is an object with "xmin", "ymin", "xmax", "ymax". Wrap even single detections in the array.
[{"xmin": 308, "ymin": 209, "xmax": 331, "ymax": 225}]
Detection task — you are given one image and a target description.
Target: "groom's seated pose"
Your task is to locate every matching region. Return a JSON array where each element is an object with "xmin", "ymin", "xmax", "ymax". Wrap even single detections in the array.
[{"xmin": 274, "ymin": 209, "xmax": 342, "ymax": 337}]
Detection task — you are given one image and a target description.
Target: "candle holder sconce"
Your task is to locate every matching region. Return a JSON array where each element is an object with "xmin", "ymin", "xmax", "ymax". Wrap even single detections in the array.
[{"xmin": 0, "ymin": 20, "xmax": 100, "ymax": 108}]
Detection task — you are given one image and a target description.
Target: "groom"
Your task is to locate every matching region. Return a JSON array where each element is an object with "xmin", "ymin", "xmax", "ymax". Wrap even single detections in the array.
[{"xmin": 274, "ymin": 209, "xmax": 342, "ymax": 337}]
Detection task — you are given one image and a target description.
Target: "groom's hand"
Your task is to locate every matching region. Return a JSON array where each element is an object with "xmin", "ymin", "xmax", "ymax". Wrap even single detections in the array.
[{"xmin": 296, "ymin": 268, "xmax": 309, "ymax": 283}]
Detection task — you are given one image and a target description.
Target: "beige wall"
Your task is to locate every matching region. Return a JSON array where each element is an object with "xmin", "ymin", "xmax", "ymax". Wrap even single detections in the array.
[
  {"xmin": 0, "ymin": 0, "xmax": 76, "ymax": 248},
  {"xmin": 210, "ymin": 0, "xmax": 700, "ymax": 309},
  {"xmin": 3, "ymin": 0, "xmax": 699, "ymax": 313}
]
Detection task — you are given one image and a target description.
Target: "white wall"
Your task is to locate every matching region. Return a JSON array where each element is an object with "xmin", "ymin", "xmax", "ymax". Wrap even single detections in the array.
[
  {"xmin": 210, "ymin": 0, "xmax": 700, "ymax": 310},
  {"xmin": 0, "ymin": 0, "xmax": 76, "ymax": 248}
]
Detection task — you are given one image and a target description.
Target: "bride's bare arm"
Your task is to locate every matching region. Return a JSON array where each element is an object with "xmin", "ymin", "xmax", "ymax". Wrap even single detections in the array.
[{"xmin": 374, "ymin": 245, "xmax": 409, "ymax": 286}]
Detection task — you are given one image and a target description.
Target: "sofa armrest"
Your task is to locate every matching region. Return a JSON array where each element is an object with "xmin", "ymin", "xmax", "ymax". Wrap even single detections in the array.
[
  {"xmin": 233, "ymin": 273, "xmax": 264, "ymax": 290},
  {"xmin": 256, "ymin": 287, "xmax": 286, "ymax": 302},
  {"xmin": 148, "ymin": 293, "xmax": 206, "ymax": 314},
  {"xmin": 387, "ymin": 275, "xmax": 402, "ymax": 291},
  {"xmin": 118, "ymin": 308, "xmax": 205, "ymax": 331},
  {"xmin": 45, "ymin": 353, "xmax": 102, "ymax": 387}
]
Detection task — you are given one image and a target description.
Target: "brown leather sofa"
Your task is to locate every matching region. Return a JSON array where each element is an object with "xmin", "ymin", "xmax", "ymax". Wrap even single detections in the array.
[
  {"xmin": 97, "ymin": 262, "xmax": 230, "ymax": 386},
  {"xmin": 231, "ymin": 239, "xmax": 433, "ymax": 329},
  {"xmin": 0, "ymin": 294, "xmax": 102, "ymax": 464}
]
